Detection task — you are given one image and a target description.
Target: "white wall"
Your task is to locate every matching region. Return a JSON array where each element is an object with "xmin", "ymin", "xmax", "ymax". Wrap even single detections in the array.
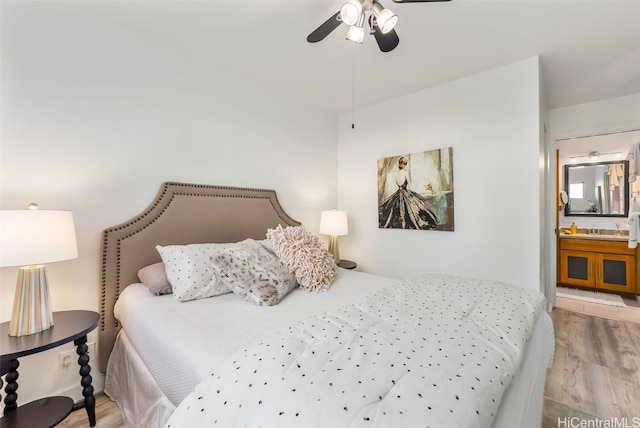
[
  {"xmin": 0, "ymin": 3, "xmax": 337, "ymax": 404},
  {"xmin": 551, "ymin": 93, "xmax": 640, "ymax": 231},
  {"xmin": 539, "ymin": 69, "xmax": 554, "ymax": 308},
  {"xmin": 337, "ymin": 58, "xmax": 543, "ymax": 291}
]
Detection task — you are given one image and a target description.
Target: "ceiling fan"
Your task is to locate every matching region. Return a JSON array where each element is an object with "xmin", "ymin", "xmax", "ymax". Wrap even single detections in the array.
[{"xmin": 307, "ymin": 0, "xmax": 451, "ymax": 53}]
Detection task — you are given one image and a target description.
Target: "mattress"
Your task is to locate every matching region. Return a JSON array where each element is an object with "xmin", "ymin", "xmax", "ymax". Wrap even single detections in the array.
[
  {"xmin": 106, "ymin": 269, "xmax": 554, "ymax": 427},
  {"xmin": 111, "ymin": 268, "xmax": 399, "ymax": 406}
]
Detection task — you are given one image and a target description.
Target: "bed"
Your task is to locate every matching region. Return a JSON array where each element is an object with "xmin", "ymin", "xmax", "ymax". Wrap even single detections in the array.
[{"xmin": 99, "ymin": 182, "xmax": 555, "ymax": 428}]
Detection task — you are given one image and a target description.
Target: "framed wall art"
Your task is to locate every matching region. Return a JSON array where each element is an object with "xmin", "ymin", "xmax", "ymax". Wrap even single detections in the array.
[{"xmin": 377, "ymin": 147, "xmax": 454, "ymax": 231}]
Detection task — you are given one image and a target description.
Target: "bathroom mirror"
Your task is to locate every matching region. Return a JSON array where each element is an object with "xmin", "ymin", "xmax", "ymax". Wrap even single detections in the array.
[{"xmin": 564, "ymin": 160, "xmax": 629, "ymax": 217}]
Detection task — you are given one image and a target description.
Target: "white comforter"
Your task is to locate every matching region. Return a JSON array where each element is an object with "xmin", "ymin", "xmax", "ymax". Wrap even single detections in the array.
[{"xmin": 165, "ymin": 274, "xmax": 545, "ymax": 428}]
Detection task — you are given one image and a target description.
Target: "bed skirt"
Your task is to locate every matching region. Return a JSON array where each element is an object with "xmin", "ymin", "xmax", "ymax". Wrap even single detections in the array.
[{"xmin": 104, "ymin": 330, "xmax": 175, "ymax": 427}]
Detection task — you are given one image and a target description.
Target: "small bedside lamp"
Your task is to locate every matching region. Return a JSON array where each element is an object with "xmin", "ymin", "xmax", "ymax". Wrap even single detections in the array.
[
  {"xmin": 319, "ymin": 210, "xmax": 348, "ymax": 264},
  {"xmin": 0, "ymin": 206, "xmax": 78, "ymax": 337}
]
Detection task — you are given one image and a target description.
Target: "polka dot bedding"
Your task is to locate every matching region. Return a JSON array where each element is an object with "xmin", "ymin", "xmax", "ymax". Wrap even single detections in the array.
[{"xmin": 164, "ymin": 274, "xmax": 546, "ymax": 428}]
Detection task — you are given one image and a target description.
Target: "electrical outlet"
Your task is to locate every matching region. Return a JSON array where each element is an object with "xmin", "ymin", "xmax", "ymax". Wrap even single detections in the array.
[
  {"xmin": 59, "ymin": 349, "xmax": 75, "ymax": 368},
  {"xmin": 59, "ymin": 342, "xmax": 96, "ymax": 369}
]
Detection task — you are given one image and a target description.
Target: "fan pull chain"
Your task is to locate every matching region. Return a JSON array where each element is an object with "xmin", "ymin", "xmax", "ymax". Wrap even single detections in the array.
[{"xmin": 351, "ymin": 42, "xmax": 356, "ymax": 129}]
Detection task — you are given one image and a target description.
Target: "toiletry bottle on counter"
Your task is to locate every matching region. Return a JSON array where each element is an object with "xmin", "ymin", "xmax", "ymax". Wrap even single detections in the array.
[{"xmin": 570, "ymin": 223, "xmax": 578, "ymax": 234}]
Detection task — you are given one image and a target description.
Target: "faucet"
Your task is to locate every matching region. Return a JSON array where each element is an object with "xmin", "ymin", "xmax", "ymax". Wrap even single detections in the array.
[{"xmin": 589, "ymin": 226, "xmax": 599, "ymax": 235}]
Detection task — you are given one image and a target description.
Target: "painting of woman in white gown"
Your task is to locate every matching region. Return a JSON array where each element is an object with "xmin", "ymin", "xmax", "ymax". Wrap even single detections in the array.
[{"xmin": 378, "ymin": 147, "xmax": 454, "ymax": 231}]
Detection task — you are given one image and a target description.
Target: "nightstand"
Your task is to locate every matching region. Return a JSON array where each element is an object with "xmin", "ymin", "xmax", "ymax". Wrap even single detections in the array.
[
  {"xmin": 0, "ymin": 310, "xmax": 100, "ymax": 428},
  {"xmin": 338, "ymin": 259, "xmax": 357, "ymax": 270}
]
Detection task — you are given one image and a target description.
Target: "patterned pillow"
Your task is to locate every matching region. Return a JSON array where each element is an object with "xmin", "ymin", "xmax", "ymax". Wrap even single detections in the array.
[
  {"xmin": 210, "ymin": 239, "xmax": 297, "ymax": 306},
  {"xmin": 266, "ymin": 225, "xmax": 337, "ymax": 292},
  {"xmin": 156, "ymin": 243, "xmax": 233, "ymax": 302},
  {"xmin": 137, "ymin": 262, "xmax": 172, "ymax": 295}
]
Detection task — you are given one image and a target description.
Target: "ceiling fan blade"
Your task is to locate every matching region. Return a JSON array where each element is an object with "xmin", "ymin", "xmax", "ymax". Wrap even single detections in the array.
[
  {"xmin": 392, "ymin": 0, "xmax": 451, "ymax": 3},
  {"xmin": 369, "ymin": 17, "xmax": 399, "ymax": 52},
  {"xmin": 307, "ymin": 12, "xmax": 342, "ymax": 43}
]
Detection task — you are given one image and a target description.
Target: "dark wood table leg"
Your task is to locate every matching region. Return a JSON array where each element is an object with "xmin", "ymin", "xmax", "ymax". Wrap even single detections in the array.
[
  {"xmin": 3, "ymin": 359, "xmax": 19, "ymax": 415},
  {"xmin": 73, "ymin": 335, "xmax": 96, "ymax": 427}
]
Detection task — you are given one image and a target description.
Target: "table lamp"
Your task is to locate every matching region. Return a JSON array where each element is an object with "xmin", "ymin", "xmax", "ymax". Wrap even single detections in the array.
[
  {"xmin": 0, "ymin": 206, "xmax": 78, "ymax": 337},
  {"xmin": 319, "ymin": 210, "xmax": 348, "ymax": 264}
]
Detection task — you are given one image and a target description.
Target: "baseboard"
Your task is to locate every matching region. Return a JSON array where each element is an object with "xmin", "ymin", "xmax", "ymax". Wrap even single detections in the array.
[{"xmin": 52, "ymin": 372, "xmax": 105, "ymax": 403}]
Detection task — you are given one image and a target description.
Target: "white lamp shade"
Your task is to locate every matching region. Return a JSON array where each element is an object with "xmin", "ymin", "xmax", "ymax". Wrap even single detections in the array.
[
  {"xmin": 0, "ymin": 210, "xmax": 78, "ymax": 267},
  {"xmin": 377, "ymin": 9, "xmax": 398, "ymax": 34},
  {"xmin": 340, "ymin": 0, "xmax": 362, "ymax": 26},
  {"xmin": 319, "ymin": 210, "xmax": 348, "ymax": 236},
  {"xmin": 346, "ymin": 25, "xmax": 365, "ymax": 43},
  {"xmin": 372, "ymin": 2, "xmax": 398, "ymax": 34}
]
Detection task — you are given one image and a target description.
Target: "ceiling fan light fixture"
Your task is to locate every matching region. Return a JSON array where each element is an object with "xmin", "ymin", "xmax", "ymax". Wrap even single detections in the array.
[
  {"xmin": 346, "ymin": 24, "xmax": 365, "ymax": 43},
  {"xmin": 341, "ymin": 0, "xmax": 363, "ymax": 26},
  {"xmin": 372, "ymin": 2, "xmax": 398, "ymax": 34},
  {"xmin": 346, "ymin": 12, "xmax": 365, "ymax": 43},
  {"xmin": 378, "ymin": 9, "xmax": 398, "ymax": 33},
  {"xmin": 307, "ymin": 0, "xmax": 450, "ymax": 52}
]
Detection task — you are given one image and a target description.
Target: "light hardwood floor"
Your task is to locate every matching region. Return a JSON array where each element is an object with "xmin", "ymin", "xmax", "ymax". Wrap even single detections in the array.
[
  {"xmin": 58, "ymin": 306, "xmax": 640, "ymax": 428},
  {"xmin": 56, "ymin": 394, "xmax": 123, "ymax": 428},
  {"xmin": 542, "ymin": 308, "xmax": 640, "ymax": 427}
]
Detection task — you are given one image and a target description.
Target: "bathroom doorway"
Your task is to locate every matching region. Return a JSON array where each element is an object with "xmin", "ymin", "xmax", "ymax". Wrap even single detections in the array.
[{"xmin": 554, "ymin": 129, "xmax": 640, "ymax": 322}]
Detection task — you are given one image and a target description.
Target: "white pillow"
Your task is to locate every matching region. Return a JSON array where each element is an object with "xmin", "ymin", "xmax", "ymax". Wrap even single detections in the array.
[{"xmin": 156, "ymin": 243, "xmax": 233, "ymax": 302}]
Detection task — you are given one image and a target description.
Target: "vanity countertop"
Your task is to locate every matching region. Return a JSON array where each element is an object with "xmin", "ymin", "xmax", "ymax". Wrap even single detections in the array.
[{"xmin": 560, "ymin": 233, "xmax": 629, "ymax": 242}]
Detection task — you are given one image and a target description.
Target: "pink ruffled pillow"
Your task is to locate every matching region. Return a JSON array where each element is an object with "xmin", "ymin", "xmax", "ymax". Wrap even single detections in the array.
[{"xmin": 266, "ymin": 225, "xmax": 336, "ymax": 292}]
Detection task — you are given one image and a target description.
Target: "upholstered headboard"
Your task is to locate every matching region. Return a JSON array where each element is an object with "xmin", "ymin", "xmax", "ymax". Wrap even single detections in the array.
[{"xmin": 98, "ymin": 182, "xmax": 300, "ymax": 372}]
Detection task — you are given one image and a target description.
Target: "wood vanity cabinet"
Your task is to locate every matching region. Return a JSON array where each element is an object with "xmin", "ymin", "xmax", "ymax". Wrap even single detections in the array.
[{"xmin": 559, "ymin": 238, "xmax": 637, "ymax": 294}]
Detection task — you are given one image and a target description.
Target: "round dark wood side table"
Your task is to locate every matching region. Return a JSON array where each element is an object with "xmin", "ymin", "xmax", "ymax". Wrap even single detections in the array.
[
  {"xmin": 338, "ymin": 259, "xmax": 357, "ymax": 270},
  {"xmin": 0, "ymin": 310, "xmax": 100, "ymax": 428}
]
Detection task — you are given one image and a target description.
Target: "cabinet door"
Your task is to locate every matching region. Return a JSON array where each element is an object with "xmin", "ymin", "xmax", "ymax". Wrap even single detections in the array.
[
  {"xmin": 559, "ymin": 250, "xmax": 595, "ymax": 287},
  {"xmin": 596, "ymin": 253, "xmax": 636, "ymax": 293}
]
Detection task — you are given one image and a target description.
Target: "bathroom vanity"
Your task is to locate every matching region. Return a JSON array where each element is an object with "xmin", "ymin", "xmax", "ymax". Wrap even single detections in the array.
[{"xmin": 559, "ymin": 234, "xmax": 638, "ymax": 294}]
